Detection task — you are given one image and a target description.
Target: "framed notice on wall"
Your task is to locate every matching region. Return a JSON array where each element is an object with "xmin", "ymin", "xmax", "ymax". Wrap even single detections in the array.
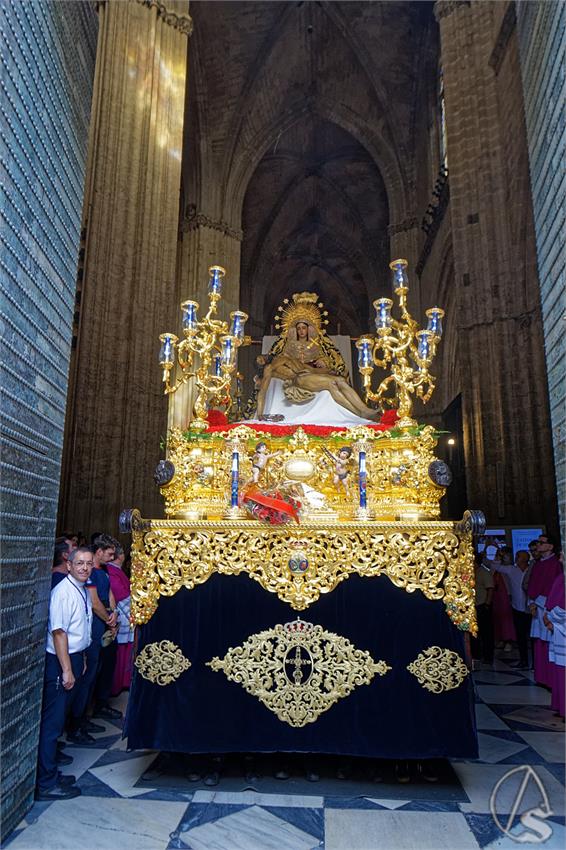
[
  {"xmin": 476, "ymin": 526, "xmax": 545, "ymax": 559},
  {"xmin": 510, "ymin": 527, "xmax": 545, "ymax": 557}
]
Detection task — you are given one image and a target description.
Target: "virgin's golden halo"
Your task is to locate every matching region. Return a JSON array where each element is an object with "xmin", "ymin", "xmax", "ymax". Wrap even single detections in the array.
[{"xmin": 274, "ymin": 291, "xmax": 330, "ymax": 336}]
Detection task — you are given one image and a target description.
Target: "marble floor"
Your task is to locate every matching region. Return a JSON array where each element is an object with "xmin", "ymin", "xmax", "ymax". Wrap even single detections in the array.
[{"xmin": 3, "ymin": 655, "xmax": 564, "ymax": 850}]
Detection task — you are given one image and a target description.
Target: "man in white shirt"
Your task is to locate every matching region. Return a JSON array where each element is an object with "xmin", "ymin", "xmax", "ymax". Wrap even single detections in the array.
[{"xmin": 35, "ymin": 546, "xmax": 93, "ymax": 800}]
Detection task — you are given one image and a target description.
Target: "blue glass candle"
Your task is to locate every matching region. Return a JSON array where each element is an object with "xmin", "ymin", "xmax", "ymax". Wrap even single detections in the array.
[
  {"xmin": 417, "ymin": 330, "xmax": 432, "ymax": 361},
  {"xmin": 208, "ymin": 265, "xmax": 225, "ymax": 297},
  {"xmin": 390, "ymin": 259, "xmax": 408, "ymax": 289},
  {"xmin": 230, "ymin": 451, "xmax": 239, "ymax": 508},
  {"xmin": 158, "ymin": 333, "xmax": 177, "ymax": 366},
  {"xmin": 373, "ymin": 298, "xmax": 393, "ymax": 333},
  {"xmin": 358, "ymin": 450, "xmax": 367, "ymax": 509},
  {"xmin": 426, "ymin": 307, "xmax": 444, "ymax": 338},
  {"xmin": 214, "ymin": 355, "xmax": 222, "ymax": 376},
  {"xmin": 230, "ymin": 310, "xmax": 248, "ymax": 341},
  {"xmin": 356, "ymin": 337, "xmax": 373, "ymax": 370},
  {"xmin": 181, "ymin": 300, "xmax": 198, "ymax": 334},
  {"xmin": 221, "ymin": 335, "xmax": 236, "ymax": 369}
]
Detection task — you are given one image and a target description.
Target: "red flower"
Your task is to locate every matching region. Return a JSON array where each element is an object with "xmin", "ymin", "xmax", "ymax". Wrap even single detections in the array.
[
  {"xmin": 205, "ymin": 409, "xmax": 400, "ymax": 436},
  {"xmin": 207, "ymin": 409, "xmax": 229, "ymax": 427},
  {"xmin": 379, "ymin": 409, "xmax": 399, "ymax": 427}
]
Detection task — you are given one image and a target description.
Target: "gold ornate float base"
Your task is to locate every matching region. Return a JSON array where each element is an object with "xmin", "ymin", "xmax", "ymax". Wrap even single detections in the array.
[{"xmin": 129, "ymin": 513, "xmax": 477, "ymax": 634}]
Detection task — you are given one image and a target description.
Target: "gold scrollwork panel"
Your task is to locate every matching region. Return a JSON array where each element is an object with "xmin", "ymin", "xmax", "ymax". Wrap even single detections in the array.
[
  {"xmin": 131, "ymin": 522, "xmax": 476, "ymax": 634},
  {"xmin": 207, "ymin": 619, "xmax": 391, "ymax": 727},
  {"xmin": 134, "ymin": 640, "xmax": 191, "ymax": 686},
  {"xmin": 407, "ymin": 646, "xmax": 469, "ymax": 694}
]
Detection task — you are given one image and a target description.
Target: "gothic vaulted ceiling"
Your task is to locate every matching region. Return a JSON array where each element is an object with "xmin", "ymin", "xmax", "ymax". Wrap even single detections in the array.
[{"xmin": 185, "ymin": 1, "xmax": 436, "ymax": 334}]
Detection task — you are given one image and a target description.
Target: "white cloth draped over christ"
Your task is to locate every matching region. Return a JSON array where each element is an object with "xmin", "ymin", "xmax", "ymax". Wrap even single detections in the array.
[{"xmin": 251, "ymin": 292, "xmax": 379, "ymax": 427}]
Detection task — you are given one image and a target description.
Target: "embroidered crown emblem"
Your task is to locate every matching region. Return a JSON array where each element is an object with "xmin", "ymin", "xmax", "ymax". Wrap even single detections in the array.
[{"xmin": 283, "ymin": 618, "xmax": 314, "ymax": 634}]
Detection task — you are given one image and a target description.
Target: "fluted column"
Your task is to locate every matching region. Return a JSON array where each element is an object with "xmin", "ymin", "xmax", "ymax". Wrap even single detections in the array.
[
  {"xmin": 434, "ymin": 0, "xmax": 557, "ymax": 527},
  {"xmin": 60, "ymin": 0, "xmax": 191, "ymax": 531}
]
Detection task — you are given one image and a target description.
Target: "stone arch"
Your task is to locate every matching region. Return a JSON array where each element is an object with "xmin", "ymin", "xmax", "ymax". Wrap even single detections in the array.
[
  {"xmin": 224, "ymin": 96, "xmax": 408, "ymax": 231},
  {"xmin": 244, "ymin": 165, "xmax": 381, "ymax": 298},
  {"xmin": 254, "ymin": 224, "xmax": 372, "ymax": 338},
  {"xmin": 238, "ymin": 115, "xmax": 390, "ymax": 339}
]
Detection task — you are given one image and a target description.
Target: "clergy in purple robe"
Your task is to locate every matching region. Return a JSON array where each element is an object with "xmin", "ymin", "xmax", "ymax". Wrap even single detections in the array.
[{"xmin": 527, "ymin": 535, "xmax": 562, "ymax": 688}]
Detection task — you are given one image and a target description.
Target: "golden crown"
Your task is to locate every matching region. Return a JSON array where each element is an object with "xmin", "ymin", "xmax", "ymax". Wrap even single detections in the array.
[{"xmin": 274, "ymin": 292, "xmax": 329, "ymax": 337}]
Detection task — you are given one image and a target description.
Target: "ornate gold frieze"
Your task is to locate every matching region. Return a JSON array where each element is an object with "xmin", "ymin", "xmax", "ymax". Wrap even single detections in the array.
[
  {"xmin": 407, "ymin": 646, "xmax": 469, "ymax": 693},
  {"xmin": 207, "ymin": 619, "xmax": 390, "ymax": 727},
  {"xmin": 134, "ymin": 640, "xmax": 191, "ymax": 685},
  {"xmin": 129, "ymin": 515, "xmax": 477, "ymax": 634}
]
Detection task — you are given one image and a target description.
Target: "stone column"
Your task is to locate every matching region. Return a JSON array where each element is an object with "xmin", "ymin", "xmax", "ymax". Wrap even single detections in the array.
[
  {"xmin": 60, "ymin": 0, "xmax": 191, "ymax": 531},
  {"xmin": 434, "ymin": 0, "xmax": 558, "ymax": 527},
  {"xmin": 167, "ymin": 211, "xmax": 243, "ymax": 431}
]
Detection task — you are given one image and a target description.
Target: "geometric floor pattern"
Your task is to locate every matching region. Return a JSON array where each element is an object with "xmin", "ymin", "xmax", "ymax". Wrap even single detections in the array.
[{"xmin": 3, "ymin": 654, "xmax": 564, "ymax": 850}]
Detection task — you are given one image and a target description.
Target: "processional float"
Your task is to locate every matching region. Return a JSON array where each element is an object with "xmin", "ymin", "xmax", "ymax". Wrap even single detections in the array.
[{"xmin": 122, "ymin": 260, "xmax": 483, "ymax": 756}]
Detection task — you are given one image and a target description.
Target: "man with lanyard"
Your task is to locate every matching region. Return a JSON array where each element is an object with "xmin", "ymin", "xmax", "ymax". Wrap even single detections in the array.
[
  {"xmin": 67, "ymin": 535, "xmax": 119, "ymax": 744},
  {"xmin": 36, "ymin": 546, "xmax": 93, "ymax": 800}
]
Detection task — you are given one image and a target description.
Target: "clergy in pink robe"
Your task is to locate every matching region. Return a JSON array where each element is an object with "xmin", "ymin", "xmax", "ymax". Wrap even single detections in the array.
[
  {"xmin": 527, "ymin": 535, "xmax": 562, "ymax": 688},
  {"xmin": 106, "ymin": 560, "xmax": 134, "ymax": 695},
  {"xmin": 544, "ymin": 569, "xmax": 565, "ymax": 718}
]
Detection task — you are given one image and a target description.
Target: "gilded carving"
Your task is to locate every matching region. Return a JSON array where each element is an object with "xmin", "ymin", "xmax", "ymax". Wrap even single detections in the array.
[
  {"xmin": 163, "ymin": 424, "xmax": 447, "ymax": 522},
  {"xmin": 207, "ymin": 619, "xmax": 391, "ymax": 727},
  {"xmin": 134, "ymin": 640, "xmax": 191, "ymax": 685},
  {"xmin": 130, "ymin": 519, "xmax": 477, "ymax": 635},
  {"xmin": 407, "ymin": 646, "xmax": 469, "ymax": 693}
]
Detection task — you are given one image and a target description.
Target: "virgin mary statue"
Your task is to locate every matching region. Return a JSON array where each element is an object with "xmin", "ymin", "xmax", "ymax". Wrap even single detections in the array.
[{"xmin": 254, "ymin": 293, "xmax": 380, "ymax": 426}]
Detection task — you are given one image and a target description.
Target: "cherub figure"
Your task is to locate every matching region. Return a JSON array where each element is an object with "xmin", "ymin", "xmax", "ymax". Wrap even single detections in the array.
[
  {"xmin": 322, "ymin": 445, "xmax": 353, "ymax": 495},
  {"xmin": 250, "ymin": 441, "xmax": 281, "ymax": 484}
]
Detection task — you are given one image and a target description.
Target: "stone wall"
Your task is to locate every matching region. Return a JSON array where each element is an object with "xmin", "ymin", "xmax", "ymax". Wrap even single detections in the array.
[
  {"xmin": 516, "ymin": 0, "xmax": 566, "ymax": 544},
  {"xmin": 434, "ymin": 0, "xmax": 558, "ymax": 529},
  {"xmin": 0, "ymin": 0, "xmax": 97, "ymax": 837}
]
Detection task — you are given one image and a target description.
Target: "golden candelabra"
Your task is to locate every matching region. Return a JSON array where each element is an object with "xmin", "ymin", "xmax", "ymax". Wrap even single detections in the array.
[
  {"xmin": 158, "ymin": 265, "xmax": 249, "ymax": 430},
  {"xmin": 356, "ymin": 259, "xmax": 444, "ymax": 429}
]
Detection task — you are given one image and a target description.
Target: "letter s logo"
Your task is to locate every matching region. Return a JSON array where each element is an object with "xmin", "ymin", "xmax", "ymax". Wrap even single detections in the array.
[
  {"xmin": 490, "ymin": 766, "xmax": 554, "ymax": 843},
  {"xmin": 515, "ymin": 808, "xmax": 554, "ymax": 844}
]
